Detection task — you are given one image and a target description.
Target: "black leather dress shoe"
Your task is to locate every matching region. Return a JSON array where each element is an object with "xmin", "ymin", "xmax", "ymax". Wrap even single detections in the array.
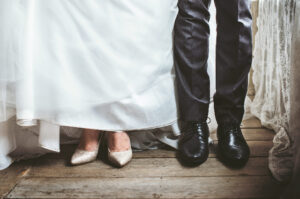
[
  {"xmin": 178, "ymin": 122, "xmax": 209, "ymax": 166},
  {"xmin": 217, "ymin": 125, "xmax": 250, "ymax": 167}
]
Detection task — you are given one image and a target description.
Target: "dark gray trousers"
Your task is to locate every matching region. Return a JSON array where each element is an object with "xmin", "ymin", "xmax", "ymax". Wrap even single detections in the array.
[{"xmin": 174, "ymin": 0, "xmax": 253, "ymax": 125}]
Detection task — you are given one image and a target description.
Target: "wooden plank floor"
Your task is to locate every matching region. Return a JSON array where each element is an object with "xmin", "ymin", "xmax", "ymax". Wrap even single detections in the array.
[{"xmin": 0, "ymin": 118, "xmax": 283, "ymax": 199}]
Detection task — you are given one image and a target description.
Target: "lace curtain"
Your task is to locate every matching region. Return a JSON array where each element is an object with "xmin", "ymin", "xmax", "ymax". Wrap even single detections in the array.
[
  {"xmin": 283, "ymin": 0, "xmax": 300, "ymax": 197},
  {"xmin": 250, "ymin": 0, "xmax": 296, "ymax": 182}
]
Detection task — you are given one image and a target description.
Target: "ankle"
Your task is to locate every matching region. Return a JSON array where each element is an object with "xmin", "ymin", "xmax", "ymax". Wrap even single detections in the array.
[
  {"xmin": 78, "ymin": 130, "xmax": 101, "ymax": 151},
  {"xmin": 107, "ymin": 131, "xmax": 131, "ymax": 152}
]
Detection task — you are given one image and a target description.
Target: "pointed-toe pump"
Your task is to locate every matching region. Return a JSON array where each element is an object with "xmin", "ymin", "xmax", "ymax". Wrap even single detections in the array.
[
  {"xmin": 71, "ymin": 134, "xmax": 103, "ymax": 166},
  {"xmin": 108, "ymin": 148, "xmax": 133, "ymax": 168}
]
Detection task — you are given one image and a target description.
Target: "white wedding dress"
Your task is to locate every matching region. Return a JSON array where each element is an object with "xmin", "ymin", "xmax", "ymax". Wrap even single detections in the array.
[{"xmin": 0, "ymin": 0, "xmax": 217, "ymax": 170}]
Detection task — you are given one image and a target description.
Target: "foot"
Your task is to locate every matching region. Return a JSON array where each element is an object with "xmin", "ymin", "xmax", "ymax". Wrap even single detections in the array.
[
  {"xmin": 78, "ymin": 129, "xmax": 101, "ymax": 151},
  {"xmin": 107, "ymin": 131, "xmax": 131, "ymax": 152},
  {"xmin": 217, "ymin": 125, "xmax": 250, "ymax": 167},
  {"xmin": 107, "ymin": 131, "xmax": 132, "ymax": 167},
  {"xmin": 71, "ymin": 129, "xmax": 101, "ymax": 165},
  {"xmin": 178, "ymin": 121, "xmax": 210, "ymax": 166}
]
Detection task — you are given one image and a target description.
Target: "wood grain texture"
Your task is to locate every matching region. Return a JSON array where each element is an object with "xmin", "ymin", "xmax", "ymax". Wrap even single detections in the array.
[
  {"xmin": 29, "ymin": 157, "xmax": 270, "ymax": 178},
  {"xmin": 0, "ymin": 161, "xmax": 32, "ymax": 199},
  {"xmin": 241, "ymin": 118, "xmax": 262, "ymax": 128},
  {"xmin": 6, "ymin": 176, "xmax": 281, "ymax": 199}
]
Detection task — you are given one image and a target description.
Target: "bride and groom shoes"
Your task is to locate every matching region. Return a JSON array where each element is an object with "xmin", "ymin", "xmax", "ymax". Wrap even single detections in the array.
[
  {"xmin": 175, "ymin": 0, "xmax": 252, "ymax": 167},
  {"xmin": 71, "ymin": 132, "xmax": 132, "ymax": 167},
  {"xmin": 72, "ymin": 0, "xmax": 253, "ymax": 169}
]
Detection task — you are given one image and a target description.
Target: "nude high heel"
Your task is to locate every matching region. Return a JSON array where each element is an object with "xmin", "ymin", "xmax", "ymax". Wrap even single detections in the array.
[
  {"xmin": 108, "ymin": 148, "xmax": 133, "ymax": 167},
  {"xmin": 71, "ymin": 134, "xmax": 103, "ymax": 165},
  {"xmin": 107, "ymin": 132, "xmax": 133, "ymax": 167}
]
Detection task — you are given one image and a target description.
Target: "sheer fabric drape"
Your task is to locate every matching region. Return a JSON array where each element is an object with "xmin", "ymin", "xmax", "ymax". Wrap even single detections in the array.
[
  {"xmin": 282, "ymin": 0, "xmax": 300, "ymax": 198},
  {"xmin": 250, "ymin": 0, "xmax": 296, "ymax": 182}
]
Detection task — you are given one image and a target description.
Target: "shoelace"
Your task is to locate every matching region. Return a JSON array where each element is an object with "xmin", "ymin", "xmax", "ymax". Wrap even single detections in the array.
[
  {"xmin": 219, "ymin": 126, "xmax": 244, "ymax": 141},
  {"xmin": 181, "ymin": 122, "xmax": 209, "ymax": 142}
]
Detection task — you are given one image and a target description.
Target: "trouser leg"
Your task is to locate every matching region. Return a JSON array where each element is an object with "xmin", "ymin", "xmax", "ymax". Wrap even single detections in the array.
[
  {"xmin": 214, "ymin": 0, "xmax": 253, "ymax": 125},
  {"xmin": 174, "ymin": 0, "xmax": 211, "ymax": 121}
]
